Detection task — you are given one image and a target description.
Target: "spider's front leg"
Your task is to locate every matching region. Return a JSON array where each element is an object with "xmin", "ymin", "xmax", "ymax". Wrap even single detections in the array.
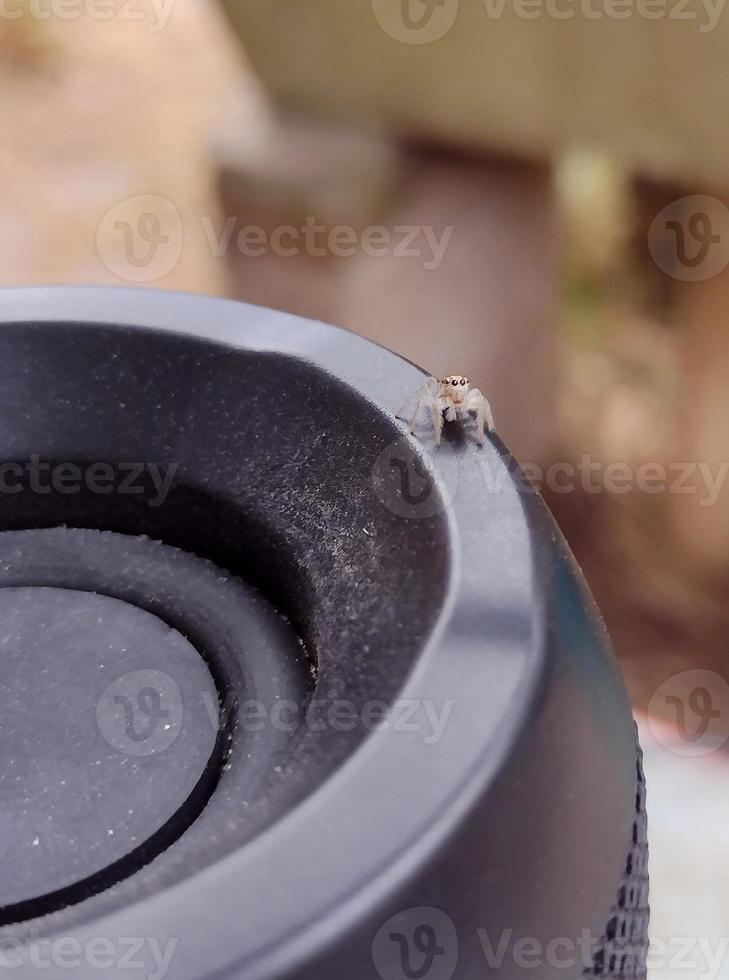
[
  {"xmin": 415, "ymin": 377, "xmax": 445, "ymax": 446},
  {"xmin": 431, "ymin": 397, "xmax": 445, "ymax": 445},
  {"xmin": 397, "ymin": 377, "xmax": 444, "ymax": 444},
  {"xmin": 465, "ymin": 388, "xmax": 494, "ymax": 446}
]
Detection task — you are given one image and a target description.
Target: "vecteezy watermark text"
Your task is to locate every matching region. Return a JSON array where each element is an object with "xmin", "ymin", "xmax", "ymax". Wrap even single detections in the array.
[
  {"xmin": 0, "ymin": 0, "xmax": 175, "ymax": 32},
  {"xmin": 477, "ymin": 930, "xmax": 727, "ymax": 978},
  {"xmin": 373, "ymin": 439, "xmax": 729, "ymax": 523},
  {"xmin": 372, "ymin": 0, "xmax": 724, "ymax": 40},
  {"xmin": 0, "ymin": 457, "xmax": 178, "ymax": 508},
  {"xmin": 0, "ymin": 932, "xmax": 178, "ymax": 979},
  {"xmin": 510, "ymin": 455, "xmax": 729, "ymax": 507},
  {"xmin": 201, "ymin": 217, "xmax": 454, "ymax": 271},
  {"xmin": 97, "ymin": 678, "xmax": 457, "ymax": 757},
  {"xmin": 482, "ymin": 0, "xmax": 724, "ymax": 31},
  {"xmin": 372, "ymin": 908, "xmax": 728, "ymax": 980},
  {"xmin": 95, "ymin": 196, "xmax": 456, "ymax": 283},
  {"xmin": 211, "ymin": 695, "xmax": 456, "ymax": 746}
]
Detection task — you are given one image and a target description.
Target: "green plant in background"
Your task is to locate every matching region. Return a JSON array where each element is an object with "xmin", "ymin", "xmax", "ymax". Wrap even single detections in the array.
[{"xmin": 557, "ymin": 150, "xmax": 629, "ymax": 349}]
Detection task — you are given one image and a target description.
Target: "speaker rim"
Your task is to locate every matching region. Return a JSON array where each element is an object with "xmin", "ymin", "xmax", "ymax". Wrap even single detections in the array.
[{"xmin": 0, "ymin": 287, "xmax": 635, "ymax": 980}]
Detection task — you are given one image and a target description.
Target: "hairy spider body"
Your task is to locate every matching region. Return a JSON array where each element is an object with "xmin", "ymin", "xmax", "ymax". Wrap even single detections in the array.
[{"xmin": 398, "ymin": 374, "xmax": 494, "ymax": 447}]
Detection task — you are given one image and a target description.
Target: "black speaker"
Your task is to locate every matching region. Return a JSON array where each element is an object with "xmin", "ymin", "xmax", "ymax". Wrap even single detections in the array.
[{"xmin": 0, "ymin": 287, "xmax": 647, "ymax": 980}]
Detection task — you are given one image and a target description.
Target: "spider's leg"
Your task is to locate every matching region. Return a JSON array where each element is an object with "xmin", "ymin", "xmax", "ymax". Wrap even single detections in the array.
[
  {"xmin": 431, "ymin": 399, "xmax": 444, "ymax": 446},
  {"xmin": 396, "ymin": 391, "xmax": 418, "ymax": 428},
  {"xmin": 466, "ymin": 388, "xmax": 494, "ymax": 446},
  {"xmin": 413, "ymin": 394, "xmax": 434, "ymax": 435},
  {"xmin": 397, "ymin": 387, "xmax": 426, "ymax": 433},
  {"xmin": 476, "ymin": 400, "xmax": 486, "ymax": 447},
  {"xmin": 482, "ymin": 393, "xmax": 495, "ymax": 432},
  {"xmin": 397, "ymin": 378, "xmax": 439, "ymax": 434}
]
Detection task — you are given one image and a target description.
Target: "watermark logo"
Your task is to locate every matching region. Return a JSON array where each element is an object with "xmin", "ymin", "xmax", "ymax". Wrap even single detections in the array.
[
  {"xmin": 372, "ymin": 441, "xmax": 729, "ymax": 519},
  {"xmin": 371, "ymin": 438, "xmax": 460, "ymax": 519},
  {"xmin": 373, "ymin": 908, "xmax": 459, "ymax": 980},
  {"xmin": 97, "ymin": 194, "xmax": 183, "ymax": 282},
  {"xmin": 373, "ymin": 918, "xmax": 726, "ymax": 980},
  {"xmin": 97, "ymin": 669, "xmax": 183, "ymax": 757},
  {"xmin": 371, "ymin": 0, "xmax": 459, "ymax": 43},
  {"xmin": 648, "ymin": 195, "xmax": 729, "ymax": 281},
  {"xmin": 97, "ymin": 205, "xmax": 453, "ymax": 283},
  {"xmin": 648, "ymin": 669, "xmax": 729, "ymax": 756},
  {"xmin": 372, "ymin": 0, "xmax": 725, "ymax": 35}
]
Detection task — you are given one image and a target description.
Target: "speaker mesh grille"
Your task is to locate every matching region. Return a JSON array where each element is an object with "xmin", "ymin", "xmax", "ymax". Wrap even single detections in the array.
[{"xmin": 583, "ymin": 734, "xmax": 649, "ymax": 979}]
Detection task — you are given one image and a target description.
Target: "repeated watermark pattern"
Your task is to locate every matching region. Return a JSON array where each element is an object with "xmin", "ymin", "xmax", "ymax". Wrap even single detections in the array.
[
  {"xmin": 372, "ymin": 908, "xmax": 729, "ymax": 980},
  {"xmin": 0, "ymin": 932, "xmax": 178, "ymax": 979},
  {"xmin": 97, "ymin": 194, "xmax": 729, "ymax": 285},
  {"xmin": 372, "ymin": 908, "xmax": 459, "ymax": 980},
  {"xmin": 217, "ymin": 695, "xmax": 455, "ymax": 746},
  {"xmin": 96, "ymin": 191, "xmax": 729, "ymax": 282},
  {"xmin": 0, "ymin": 0, "xmax": 175, "ymax": 32},
  {"xmin": 372, "ymin": 0, "xmax": 460, "ymax": 42},
  {"xmin": 372, "ymin": 437, "xmax": 461, "ymax": 520},
  {"xmin": 95, "ymin": 195, "xmax": 454, "ymax": 282},
  {"xmin": 372, "ymin": 0, "xmax": 724, "ymax": 39},
  {"xmin": 372, "ymin": 440, "xmax": 729, "ymax": 521},
  {"xmin": 201, "ymin": 217, "xmax": 453, "ymax": 270},
  {"xmin": 97, "ymin": 669, "xmax": 184, "ymax": 757},
  {"xmin": 483, "ymin": 0, "xmax": 724, "ymax": 27},
  {"xmin": 96, "ymin": 195, "xmax": 184, "ymax": 283},
  {"xmin": 95, "ymin": 661, "xmax": 729, "ymax": 761},
  {"xmin": 648, "ymin": 195, "xmax": 729, "ymax": 280},
  {"xmin": 0, "ymin": 457, "xmax": 179, "ymax": 508},
  {"xmin": 648, "ymin": 669, "xmax": 729, "ymax": 757},
  {"xmin": 96, "ymin": 670, "xmax": 457, "ymax": 757}
]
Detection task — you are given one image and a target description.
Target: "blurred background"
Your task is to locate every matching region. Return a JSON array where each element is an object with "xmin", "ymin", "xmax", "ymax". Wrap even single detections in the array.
[{"xmin": 2, "ymin": 0, "xmax": 729, "ymax": 974}]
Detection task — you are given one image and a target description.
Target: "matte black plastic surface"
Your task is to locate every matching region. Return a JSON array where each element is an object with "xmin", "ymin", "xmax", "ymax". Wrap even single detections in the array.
[
  {"xmin": 0, "ymin": 288, "xmax": 646, "ymax": 980},
  {"xmin": 0, "ymin": 584, "xmax": 217, "ymax": 917},
  {"xmin": 0, "ymin": 526, "xmax": 311, "ymax": 926}
]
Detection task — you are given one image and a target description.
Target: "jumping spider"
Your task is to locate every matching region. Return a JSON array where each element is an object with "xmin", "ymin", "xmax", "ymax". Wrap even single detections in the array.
[{"xmin": 398, "ymin": 375, "xmax": 495, "ymax": 447}]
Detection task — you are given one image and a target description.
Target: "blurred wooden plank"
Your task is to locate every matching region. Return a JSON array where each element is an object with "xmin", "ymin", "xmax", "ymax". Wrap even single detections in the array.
[{"xmin": 220, "ymin": 0, "xmax": 729, "ymax": 188}]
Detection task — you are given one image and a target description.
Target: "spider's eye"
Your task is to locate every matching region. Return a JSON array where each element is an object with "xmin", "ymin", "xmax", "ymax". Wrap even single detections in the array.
[
  {"xmin": 460, "ymin": 379, "xmax": 467, "ymax": 386},
  {"xmin": 451, "ymin": 379, "xmax": 458, "ymax": 387}
]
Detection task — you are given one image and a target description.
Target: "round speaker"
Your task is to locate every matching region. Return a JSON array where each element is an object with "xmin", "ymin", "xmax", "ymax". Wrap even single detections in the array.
[{"xmin": 0, "ymin": 287, "xmax": 647, "ymax": 980}]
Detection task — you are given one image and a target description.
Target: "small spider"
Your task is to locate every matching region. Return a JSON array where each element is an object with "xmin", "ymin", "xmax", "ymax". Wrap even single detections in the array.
[{"xmin": 397, "ymin": 374, "xmax": 495, "ymax": 447}]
